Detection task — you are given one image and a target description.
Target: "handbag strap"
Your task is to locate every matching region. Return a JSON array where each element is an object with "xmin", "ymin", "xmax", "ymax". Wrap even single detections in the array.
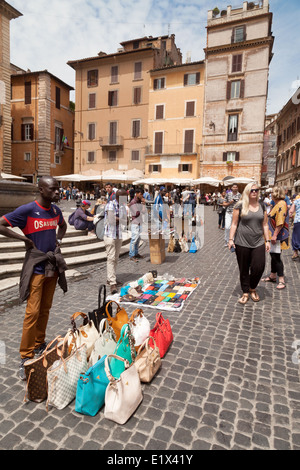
[
  {"xmin": 98, "ymin": 284, "xmax": 107, "ymax": 308},
  {"xmin": 42, "ymin": 335, "xmax": 64, "ymax": 368},
  {"xmin": 105, "ymin": 354, "xmax": 130, "ymax": 383},
  {"xmin": 105, "ymin": 300, "xmax": 121, "ymax": 321},
  {"xmin": 70, "ymin": 312, "xmax": 88, "ymax": 331},
  {"xmin": 129, "ymin": 308, "xmax": 144, "ymax": 325},
  {"xmin": 137, "ymin": 336, "xmax": 157, "ymax": 355}
]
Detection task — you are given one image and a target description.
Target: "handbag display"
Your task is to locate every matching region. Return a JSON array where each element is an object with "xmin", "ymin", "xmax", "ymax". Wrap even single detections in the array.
[
  {"xmin": 75, "ymin": 354, "xmax": 109, "ymax": 416},
  {"xmin": 66, "ymin": 311, "xmax": 99, "ymax": 361},
  {"xmin": 149, "ymin": 312, "xmax": 173, "ymax": 358},
  {"xmin": 110, "ymin": 324, "xmax": 136, "ymax": 379},
  {"xmin": 88, "ymin": 319, "xmax": 117, "ymax": 367},
  {"xmin": 46, "ymin": 338, "xmax": 88, "ymax": 411},
  {"xmin": 128, "ymin": 308, "xmax": 150, "ymax": 350},
  {"xmin": 24, "ymin": 335, "xmax": 65, "ymax": 403},
  {"xmin": 104, "ymin": 355, "xmax": 143, "ymax": 425},
  {"xmin": 105, "ymin": 300, "xmax": 129, "ymax": 342},
  {"xmin": 88, "ymin": 284, "xmax": 112, "ymax": 331},
  {"xmin": 135, "ymin": 337, "xmax": 161, "ymax": 383}
]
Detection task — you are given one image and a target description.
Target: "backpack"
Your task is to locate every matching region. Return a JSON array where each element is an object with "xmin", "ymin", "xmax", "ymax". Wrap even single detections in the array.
[{"xmin": 68, "ymin": 211, "xmax": 76, "ymax": 226}]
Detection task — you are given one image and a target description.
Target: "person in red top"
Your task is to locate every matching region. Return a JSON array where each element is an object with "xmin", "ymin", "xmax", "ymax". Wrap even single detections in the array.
[{"xmin": 0, "ymin": 176, "xmax": 67, "ymax": 380}]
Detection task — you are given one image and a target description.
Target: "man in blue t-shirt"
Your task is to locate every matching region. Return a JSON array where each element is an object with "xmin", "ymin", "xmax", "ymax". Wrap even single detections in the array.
[{"xmin": 0, "ymin": 176, "xmax": 67, "ymax": 380}]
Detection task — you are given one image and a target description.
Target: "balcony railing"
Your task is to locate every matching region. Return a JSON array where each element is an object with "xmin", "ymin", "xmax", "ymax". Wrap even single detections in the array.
[
  {"xmin": 145, "ymin": 143, "xmax": 199, "ymax": 156},
  {"xmin": 99, "ymin": 136, "xmax": 124, "ymax": 147}
]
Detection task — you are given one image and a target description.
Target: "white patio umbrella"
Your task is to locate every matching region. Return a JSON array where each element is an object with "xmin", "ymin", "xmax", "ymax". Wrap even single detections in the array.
[
  {"xmin": 55, "ymin": 174, "xmax": 91, "ymax": 182},
  {"xmin": 223, "ymin": 177, "xmax": 257, "ymax": 186},
  {"xmin": 0, "ymin": 172, "xmax": 27, "ymax": 180},
  {"xmin": 193, "ymin": 177, "xmax": 222, "ymax": 187}
]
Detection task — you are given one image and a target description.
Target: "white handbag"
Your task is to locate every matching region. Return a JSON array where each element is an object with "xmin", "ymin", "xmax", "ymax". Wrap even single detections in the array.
[
  {"xmin": 66, "ymin": 312, "xmax": 99, "ymax": 361},
  {"xmin": 135, "ymin": 337, "xmax": 161, "ymax": 383},
  {"xmin": 88, "ymin": 318, "xmax": 117, "ymax": 367},
  {"xmin": 46, "ymin": 339, "xmax": 88, "ymax": 411},
  {"xmin": 104, "ymin": 355, "xmax": 143, "ymax": 425},
  {"xmin": 128, "ymin": 308, "xmax": 150, "ymax": 350}
]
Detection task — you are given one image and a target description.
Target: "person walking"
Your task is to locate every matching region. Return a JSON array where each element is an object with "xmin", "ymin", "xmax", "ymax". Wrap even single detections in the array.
[
  {"xmin": 289, "ymin": 196, "xmax": 300, "ymax": 260},
  {"xmin": 103, "ymin": 188, "xmax": 127, "ymax": 294},
  {"xmin": 228, "ymin": 183, "xmax": 270, "ymax": 304},
  {"xmin": 262, "ymin": 186, "xmax": 289, "ymax": 290},
  {"xmin": 0, "ymin": 176, "xmax": 67, "ymax": 379},
  {"xmin": 128, "ymin": 188, "xmax": 146, "ymax": 262},
  {"xmin": 217, "ymin": 190, "xmax": 226, "ymax": 229},
  {"xmin": 223, "ymin": 184, "xmax": 241, "ymax": 246}
]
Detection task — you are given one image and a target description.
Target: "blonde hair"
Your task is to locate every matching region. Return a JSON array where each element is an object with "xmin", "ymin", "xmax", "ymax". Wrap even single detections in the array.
[
  {"xmin": 271, "ymin": 186, "xmax": 285, "ymax": 201},
  {"xmin": 236, "ymin": 182, "xmax": 259, "ymax": 217}
]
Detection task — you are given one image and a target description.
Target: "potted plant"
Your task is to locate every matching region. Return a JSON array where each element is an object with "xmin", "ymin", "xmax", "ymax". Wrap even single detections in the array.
[
  {"xmin": 212, "ymin": 7, "xmax": 220, "ymax": 17},
  {"xmin": 226, "ymin": 160, "xmax": 233, "ymax": 166}
]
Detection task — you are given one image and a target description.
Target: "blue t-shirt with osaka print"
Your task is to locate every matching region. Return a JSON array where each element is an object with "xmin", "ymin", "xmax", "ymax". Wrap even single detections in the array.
[{"xmin": 3, "ymin": 201, "xmax": 64, "ymax": 274}]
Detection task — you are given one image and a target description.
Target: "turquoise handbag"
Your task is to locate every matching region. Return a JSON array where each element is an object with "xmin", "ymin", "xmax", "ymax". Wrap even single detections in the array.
[
  {"xmin": 75, "ymin": 354, "xmax": 109, "ymax": 416},
  {"xmin": 110, "ymin": 324, "xmax": 136, "ymax": 379}
]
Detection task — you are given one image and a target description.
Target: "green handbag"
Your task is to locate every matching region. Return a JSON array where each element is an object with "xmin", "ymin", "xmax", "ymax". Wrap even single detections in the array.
[{"xmin": 110, "ymin": 324, "xmax": 136, "ymax": 379}]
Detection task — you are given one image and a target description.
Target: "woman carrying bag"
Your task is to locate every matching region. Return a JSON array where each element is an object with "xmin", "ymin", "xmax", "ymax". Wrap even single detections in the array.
[
  {"xmin": 228, "ymin": 183, "xmax": 270, "ymax": 305},
  {"xmin": 262, "ymin": 186, "xmax": 290, "ymax": 290}
]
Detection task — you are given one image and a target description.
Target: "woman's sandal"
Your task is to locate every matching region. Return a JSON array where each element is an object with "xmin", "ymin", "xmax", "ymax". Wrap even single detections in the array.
[
  {"xmin": 249, "ymin": 289, "xmax": 260, "ymax": 302},
  {"xmin": 238, "ymin": 293, "xmax": 249, "ymax": 305},
  {"xmin": 262, "ymin": 276, "xmax": 276, "ymax": 283},
  {"xmin": 276, "ymin": 282, "xmax": 286, "ymax": 290}
]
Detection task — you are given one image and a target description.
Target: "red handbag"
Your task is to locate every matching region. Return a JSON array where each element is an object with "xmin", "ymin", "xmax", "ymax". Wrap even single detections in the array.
[{"xmin": 149, "ymin": 312, "xmax": 173, "ymax": 358}]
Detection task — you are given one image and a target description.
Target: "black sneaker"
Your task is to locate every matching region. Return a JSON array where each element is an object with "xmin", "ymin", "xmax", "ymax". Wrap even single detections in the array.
[
  {"xmin": 34, "ymin": 342, "xmax": 48, "ymax": 356},
  {"xmin": 19, "ymin": 358, "xmax": 30, "ymax": 381}
]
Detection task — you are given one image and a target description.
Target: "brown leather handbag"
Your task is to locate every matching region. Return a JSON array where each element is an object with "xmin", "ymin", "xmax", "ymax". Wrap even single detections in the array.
[
  {"xmin": 105, "ymin": 300, "xmax": 129, "ymax": 342},
  {"xmin": 24, "ymin": 336, "xmax": 65, "ymax": 403}
]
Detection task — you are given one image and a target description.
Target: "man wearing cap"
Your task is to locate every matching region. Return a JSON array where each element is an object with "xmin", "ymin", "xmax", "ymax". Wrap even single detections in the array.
[
  {"xmin": 73, "ymin": 200, "xmax": 95, "ymax": 233},
  {"xmin": 0, "ymin": 176, "xmax": 67, "ymax": 380}
]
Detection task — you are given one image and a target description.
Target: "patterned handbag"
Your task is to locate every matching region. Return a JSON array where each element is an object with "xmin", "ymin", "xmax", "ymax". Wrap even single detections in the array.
[
  {"xmin": 46, "ymin": 337, "xmax": 88, "ymax": 411},
  {"xmin": 88, "ymin": 319, "xmax": 117, "ymax": 367},
  {"xmin": 24, "ymin": 336, "xmax": 65, "ymax": 403}
]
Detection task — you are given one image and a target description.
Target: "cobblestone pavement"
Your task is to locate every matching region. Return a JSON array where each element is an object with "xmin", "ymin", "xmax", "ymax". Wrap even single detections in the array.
[{"xmin": 0, "ymin": 204, "xmax": 300, "ymax": 451}]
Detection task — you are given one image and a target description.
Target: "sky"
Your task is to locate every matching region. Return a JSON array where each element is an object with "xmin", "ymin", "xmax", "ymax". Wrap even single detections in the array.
[{"xmin": 8, "ymin": 0, "xmax": 300, "ymax": 115}]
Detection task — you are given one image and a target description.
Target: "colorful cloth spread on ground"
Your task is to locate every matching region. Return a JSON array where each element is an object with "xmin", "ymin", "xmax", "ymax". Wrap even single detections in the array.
[{"xmin": 118, "ymin": 276, "xmax": 200, "ymax": 311}]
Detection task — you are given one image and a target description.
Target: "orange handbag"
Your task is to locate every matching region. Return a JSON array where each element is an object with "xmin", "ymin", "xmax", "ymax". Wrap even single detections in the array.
[{"xmin": 105, "ymin": 300, "xmax": 129, "ymax": 341}]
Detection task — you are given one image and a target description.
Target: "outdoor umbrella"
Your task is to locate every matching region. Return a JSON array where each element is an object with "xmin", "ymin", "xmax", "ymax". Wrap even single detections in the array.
[{"xmin": 0, "ymin": 172, "xmax": 27, "ymax": 180}]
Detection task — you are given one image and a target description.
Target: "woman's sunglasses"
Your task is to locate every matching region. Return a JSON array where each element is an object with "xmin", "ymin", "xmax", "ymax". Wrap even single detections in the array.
[{"xmin": 250, "ymin": 189, "xmax": 259, "ymax": 193}]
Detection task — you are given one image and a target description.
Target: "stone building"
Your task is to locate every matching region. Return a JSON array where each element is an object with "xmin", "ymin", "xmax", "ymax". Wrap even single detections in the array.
[
  {"xmin": 275, "ymin": 89, "xmax": 300, "ymax": 194},
  {"xmin": 262, "ymin": 113, "xmax": 277, "ymax": 187},
  {"xmin": 0, "ymin": 0, "xmax": 22, "ymax": 174},
  {"xmin": 10, "ymin": 67, "xmax": 74, "ymax": 183},
  {"xmin": 201, "ymin": 0, "xmax": 274, "ymax": 184},
  {"xmin": 68, "ymin": 35, "xmax": 182, "ymax": 178}
]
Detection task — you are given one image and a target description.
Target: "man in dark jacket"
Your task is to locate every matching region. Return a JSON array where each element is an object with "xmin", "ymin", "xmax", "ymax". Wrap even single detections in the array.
[{"xmin": 0, "ymin": 176, "xmax": 67, "ymax": 380}]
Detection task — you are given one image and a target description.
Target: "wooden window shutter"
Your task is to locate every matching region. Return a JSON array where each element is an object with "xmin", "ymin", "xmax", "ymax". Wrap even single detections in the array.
[
  {"xmin": 109, "ymin": 122, "xmax": 117, "ymax": 144},
  {"xmin": 223, "ymin": 152, "xmax": 227, "ymax": 161},
  {"xmin": 132, "ymin": 120, "xmax": 140, "ymax": 138},
  {"xmin": 133, "ymin": 87, "xmax": 141, "ymax": 104},
  {"xmin": 89, "ymin": 93, "xmax": 96, "ymax": 108},
  {"xmin": 111, "ymin": 66, "xmax": 118, "ymax": 83},
  {"xmin": 56, "ymin": 87, "xmax": 60, "ymax": 109},
  {"xmin": 108, "ymin": 91, "xmax": 113, "ymax": 106},
  {"xmin": 154, "ymin": 132, "xmax": 163, "ymax": 153},
  {"xmin": 134, "ymin": 62, "xmax": 142, "ymax": 79},
  {"xmin": 59, "ymin": 128, "xmax": 64, "ymax": 149},
  {"xmin": 25, "ymin": 81, "xmax": 31, "ymax": 105},
  {"xmin": 235, "ymin": 152, "xmax": 240, "ymax": 161},
  {"xmin": 149, "ymin": 164, "xmax": 153, "ymax": 173},
  {"xmin": 186, "ymin": 101, "xmax": 195, "ymax": 117},
  {"xmin": 21, "ymin": 124, "xmax": 25, "ymax": 141},
  {"xmin": 184, "ymin": 129, "xmax": 194, "ymax": 153},
  {"xmin": 227, "ymin": 82, "xmax": 231, "ymax": 100},
  {"xmin": 188, "ymin": 164, "xmax": 193, "ymax": 172},
  {"xmin": 29, "ymin": 124, "xmax": 34, "ymax": 141},
  {"xmin": 157, "ymin": 165, "xmax": 162, "ymax": 173},
  {"xmin": 153, "ymin": 79, "xmax": 158, "ymax": 90},
  {"xmin": 156, "ymin": 105, "xmax": 164, "ymax": 119},
  {"xmin": 240, "ymin": 80, "xmax": 245, "ymax": 98},
  {"xmin": 178, "ymin": 164, "xmax": 183, "ymax": 172},
  {"xmin": 183, "ymin": 74, "xmax": 188, "ymax": 86},
  {"xmin": 196, "ymin": 72, "xmax": 200, "ymax": 84}
]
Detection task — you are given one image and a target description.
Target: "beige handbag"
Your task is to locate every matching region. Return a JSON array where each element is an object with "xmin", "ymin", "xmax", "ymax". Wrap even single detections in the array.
[
  {"xmin": 135, "ymin": 337, "xmax": 161, "ymax": 383},
  {"xmin": 66, "ymin": 312, "xmax": 99, "ymax": 361},
  {"xmin": 104, "ymin": 355, "xmax": 143, "ymax": 425}
]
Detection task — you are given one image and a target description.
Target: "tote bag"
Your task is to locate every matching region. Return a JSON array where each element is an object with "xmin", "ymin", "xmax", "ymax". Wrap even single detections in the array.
[
  {"xmin": 135, "ymin": 337, "xmax": 161, "ymax": 383},
  {"xmin": 104, "ymin": 355, "xmax": 143, "ymax": 425},
  {"xmin": 128, "ymin": 308, "xmax": 150, "ymax": 350},
  {"xmin": 66, "ymin": 312, "xmax": 99, "ymax": 361},
  {"xmin": 110, "ymin": 324, "xmax": 136, "ymax": 379},
  {"xmin": 75, "ymin": 354, "xmax": 109, "ymax": 416},
  {"xmin": 88, "ymin": 319, "xmax": 117, "ymax": 367},
  {"xmin": 105, "ymin": 300, "xmax": 129, "ymax": 342}
]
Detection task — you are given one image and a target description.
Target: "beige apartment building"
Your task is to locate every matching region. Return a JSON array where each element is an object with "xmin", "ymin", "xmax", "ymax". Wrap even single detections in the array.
[
  {"xmin": 202, "ymin": 0, "xmax": 274, "ymax": 184},
  {"xmin": 10, "ymin": 67, "xmax": 75, "ymax": 183},
  {"xmin": 275, "ymin": 92, "xmax": 300, "ymax": 193},
  {"xmin": 68, "ymin": 35, "xmax": 182, "ymax": 178},
  {"xmin": 146, "ymin": 61, "xmax": 205, "ymax": 180},
  {"xmin": 0, "ymin": 0, "xmax": 22, "ymax": 174}
]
